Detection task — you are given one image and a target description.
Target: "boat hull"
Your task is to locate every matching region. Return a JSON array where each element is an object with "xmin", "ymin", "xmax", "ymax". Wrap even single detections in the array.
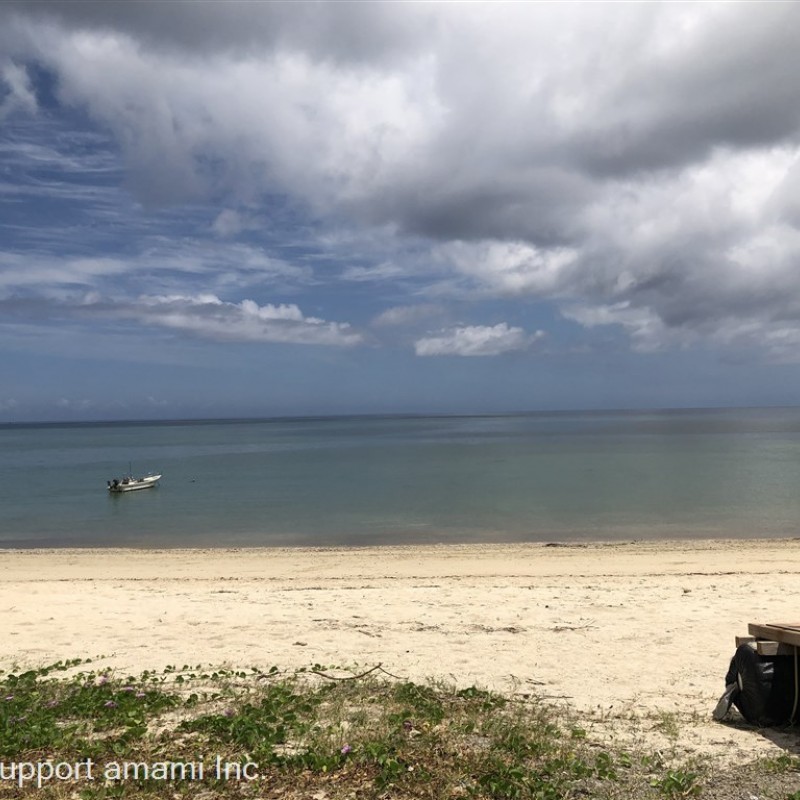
[{"xmin": 108, "ymin": 474, "xmax": 161, "ymax": 493}]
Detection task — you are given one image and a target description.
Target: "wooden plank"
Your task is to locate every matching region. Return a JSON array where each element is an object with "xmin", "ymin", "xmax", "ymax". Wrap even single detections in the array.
[
  {"xmin": 735, "ymin": 636, "xmax": 756, "ymax": 647},
  {"xmin": 756, "ymin": 641, "xmax": 796, "ymax": 656},
  {"xmin": 748, "ymin": 623, "xmax": 800, "ymax": 648}
]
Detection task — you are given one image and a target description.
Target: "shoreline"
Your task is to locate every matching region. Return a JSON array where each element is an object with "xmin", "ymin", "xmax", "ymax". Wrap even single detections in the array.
[
  {"xmin": 2, "ymin": 535, "xmax": 799, "ymax": 577},
  {"xmin": 2, "ymin": 523, "xmax": 797, "ymax": 550},
  {"xmin": 3, "ymin": 538, "xmax": 800, "ymax": 762}
]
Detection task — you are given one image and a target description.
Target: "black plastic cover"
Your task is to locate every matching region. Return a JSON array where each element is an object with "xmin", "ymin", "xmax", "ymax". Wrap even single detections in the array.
[{"xmin": 724, "ymin": 644, "xmax": 797, "ymax": 726}]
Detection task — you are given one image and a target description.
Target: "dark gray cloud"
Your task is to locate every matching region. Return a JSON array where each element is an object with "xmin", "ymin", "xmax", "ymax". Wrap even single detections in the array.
[
  {"xmin": 0, "ymin": 1, "xmax": 435, "ymax": 64},
  {"xmin": 568, "ymin": 5, "xmax": 800, "ymax": 176},
  {"xmin": 360, "ymin": 164, "xmax": 595, "ymax": 247}
]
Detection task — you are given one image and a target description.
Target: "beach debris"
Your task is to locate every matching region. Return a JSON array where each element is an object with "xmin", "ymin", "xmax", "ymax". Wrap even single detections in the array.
[
  {"xmin": 308, "ymin": 663, "xmax": 406, "ymax": 682},
  {"xmin": 550, "ymin": 619, "xmax": 596, "ymax": 632},
  {"xmin": 544, "ymin": 542, "xmax": 588, "ymax": 548},
  {"xmin": 468, "ymin": 623, "xmax": 527, "ymax": 634}
]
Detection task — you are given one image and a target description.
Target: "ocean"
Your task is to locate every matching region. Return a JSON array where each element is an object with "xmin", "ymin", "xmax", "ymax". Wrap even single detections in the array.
[{"xmin": 2, "ymin": 408, "xmax": 800, "ymax": 548}]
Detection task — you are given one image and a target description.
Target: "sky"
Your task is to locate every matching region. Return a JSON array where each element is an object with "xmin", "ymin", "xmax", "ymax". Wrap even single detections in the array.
[{"xmin": 1, "ymin": 2, "xmax": 800, "ymax": 422}]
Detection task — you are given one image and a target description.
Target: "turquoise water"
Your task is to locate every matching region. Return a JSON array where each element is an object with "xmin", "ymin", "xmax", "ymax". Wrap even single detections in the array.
[{"xmin": 2, "ymin": 409, "xmax": 800, "ymax": 548}]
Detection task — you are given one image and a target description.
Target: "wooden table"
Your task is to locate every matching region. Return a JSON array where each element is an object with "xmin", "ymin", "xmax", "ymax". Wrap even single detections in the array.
[{"xmin": 747, "ymin": 623, "xmax": 800, "ymax": 655}]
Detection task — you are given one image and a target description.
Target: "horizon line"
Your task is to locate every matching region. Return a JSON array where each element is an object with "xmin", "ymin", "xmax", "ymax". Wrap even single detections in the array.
[{"xmin": 2, "ymin": 404, "xmax": 798, "ymax": 429}]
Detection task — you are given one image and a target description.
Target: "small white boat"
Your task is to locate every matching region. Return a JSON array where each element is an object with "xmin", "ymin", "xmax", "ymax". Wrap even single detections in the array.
[{"xmin": 108, "ymin": 473, "xmax": 162, "ymax": 493}]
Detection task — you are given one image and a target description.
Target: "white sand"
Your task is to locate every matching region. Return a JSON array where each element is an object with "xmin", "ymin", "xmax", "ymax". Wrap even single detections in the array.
[{"xmin": 3, "ymin": 538, "xmax": 800, "ymax": 761}]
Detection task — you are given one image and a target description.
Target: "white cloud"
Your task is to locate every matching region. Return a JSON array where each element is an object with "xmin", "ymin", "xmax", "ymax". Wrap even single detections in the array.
[
  {"xmin": 0, "ymin": 292, "xmax": 364, "ymax": 348},
  {"xmin": 435, "ymin": 240, "xmax": 579, "ymax": 296},
  {"xmin": 6, "ymin": 23, "xmax": 443, "ymax": 209},
  {"xmin": 415, "ymin": 323, "xmax": 543, "ymax": 357},
  {"xmin": 132, "ymin": 294, "xmax": 363, "ymax": 347},
  {"xmin": 561, "ymin": 303, "xmax": 672, "ymax": 353},
  {"xmin": 0, "ymin": 61, "xmax": 37, "ymax": 119}
]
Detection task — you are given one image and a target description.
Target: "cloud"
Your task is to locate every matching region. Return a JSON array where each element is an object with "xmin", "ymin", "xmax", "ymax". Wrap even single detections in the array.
[
  {"xmin": 340, "ymin": 261, "xmax": 409, "ymax": 283},
  {"xmin": 434, "ymin": 241, "xmax": 579, "ymax": 296},
  {"xmin": 0, "ymin": 240, "xmax": 311, "ymax": 296},
  {"xmin": 0, "ymin": 252, "xmax": 130, "ymax": 291},
  {"xmin": 3, "ymin": 3, "xmax": 800, "ymax": 362},
  {"xmin": 414, "ymin": 323, "xmax": 544, "ymax": 357},
  {"xmin": 0, "ymin": 61, "xmax": 37, "ymax": 119},
  {"xmin": 133, "ymin": 294, "xmax": 365, "ymax": 346},
  {"xmin": 559, "ymin": 147, "xmax": 800, "ymax": 354},
  {"xmin": 566, "ymin": 5, "xmax": 800, "ymax": 176},
  {"xmin": 0, "ymin": 293, "xmax": 364, "ymax": 347},
  {"xmin": 561, "ymin": 303, "xmax": 672, "ymax": 353},
  {"xmin": 0, "ymin": 17, "xmax": 443, "ymax": 208},
  {"xmin": 0, "ymin": 1, "xmax": 437, "ymax": 65},
  {"xmin": 211, "ymin": 209, "xmax": 248, "ymax": 238},
  {"xmin": 372, "ymin": 304, "xmax": 444, "ymax": 328}
]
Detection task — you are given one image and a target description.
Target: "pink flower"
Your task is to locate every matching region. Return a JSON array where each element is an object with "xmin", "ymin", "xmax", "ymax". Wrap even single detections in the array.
[{"xmin": 340, "ymin": 745, "xmax": 352, "ymax": 755}]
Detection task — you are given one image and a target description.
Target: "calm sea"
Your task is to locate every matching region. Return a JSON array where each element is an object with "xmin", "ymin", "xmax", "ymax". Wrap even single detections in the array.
[{"xmin": 2, "ymin": 409, "xmax": 800, "ymax": 548}]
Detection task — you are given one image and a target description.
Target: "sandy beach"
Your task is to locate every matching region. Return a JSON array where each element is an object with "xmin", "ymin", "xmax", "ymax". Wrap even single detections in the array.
[{"xmin": 2, "ymin": 538, "xmax": 800, "ymax": 763}]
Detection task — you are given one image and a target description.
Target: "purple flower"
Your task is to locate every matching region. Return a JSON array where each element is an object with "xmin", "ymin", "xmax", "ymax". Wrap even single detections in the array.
[
  {"xmin": 122, "ymin": 686, "xmax": 135, "ymax": 692},
  {"xmin": 340, "ymin": 744, "xmax": 352, "ymax": 755},
  {"xmin": 96, "ymin": 675, "xmax": 109, "ymax": 686},
  {"xmin": 135, "ymin": 692, "xmax": 146, "ymax": 699},
  {"xmin": 104, "ymin": 700, "xmax": 117, "ymax": 708},
  {"xmin": 223, "ymin": 709, "xmax": 235, "ymax": 718},
  {"xmin": 4, "ymin": 695, "xmax": 13, "ymax": 702}
]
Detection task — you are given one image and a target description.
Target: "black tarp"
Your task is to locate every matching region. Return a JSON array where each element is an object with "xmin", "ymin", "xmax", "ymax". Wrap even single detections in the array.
[{"xmin": 722, "ymin": 644, "xmax": 797, "ymax": 726}]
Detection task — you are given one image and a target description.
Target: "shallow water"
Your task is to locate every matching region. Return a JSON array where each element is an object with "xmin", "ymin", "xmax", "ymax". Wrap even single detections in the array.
[{"xmin": 2, "ymin": 408, "xmax": 800, "ymax": 547}]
